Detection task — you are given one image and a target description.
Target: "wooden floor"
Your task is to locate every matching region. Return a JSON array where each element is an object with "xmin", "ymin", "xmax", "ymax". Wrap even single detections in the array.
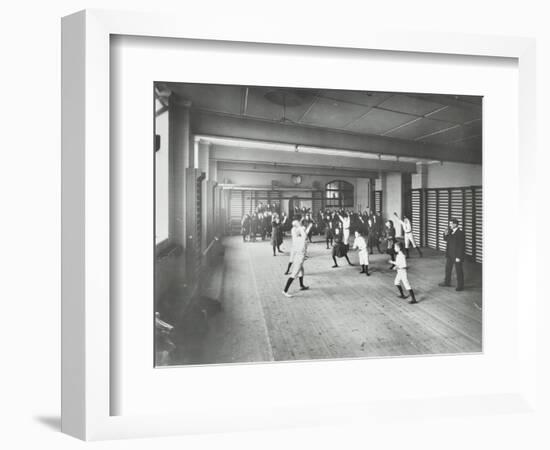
[{"xmin": 169, "ymin": 234, "xmax": 482, "ymax": 365}]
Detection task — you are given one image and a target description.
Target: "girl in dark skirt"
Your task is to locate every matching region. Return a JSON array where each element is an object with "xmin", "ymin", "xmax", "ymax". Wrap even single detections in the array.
[
  {"xmin": 271, "ymin": 217, "xmax": 284, "ymax": 256},
  {"xmin": 331, "ymin": 228, "xmax": 353, "ymax": 268}
]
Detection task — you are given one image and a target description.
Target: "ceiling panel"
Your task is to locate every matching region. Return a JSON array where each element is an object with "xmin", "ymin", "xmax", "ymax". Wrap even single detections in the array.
[
  {"xmin": 300, "ymin": 97, "xmax": 369, "ymax": 128},
  {"xmin": 378, "ymin": 94, "xmax": 445, "ymax": 116},
  {"xmin": 385, "ymin": 117, "xmax": 456, "ymax": 140},
  {"xmin": 244, "ymin": 87, "xmax": 319, "ymax": 123},
  {"xmin": 167, "ymin": 83, "xmax": 243, "ymax": 115},
  {"xmin": 244, "ymin": 87, "xmax": 283, "ymax": 120},
  {"xmin": 279, "ymin": 94, "xmax": 320, "ymax": 123},
  {"xmin": 419, "ymin": 120, "xmax": 482, "ymax": 144},
  {"xmin": 318, "ymin": 90, "xmax": 392, "ymax": 107},
  {"xmin": 411, "ymin": 93, "xmax": 482, "ymax": 107},
  {"xmin": 345, "ymin": 108, "xmax": 417, "ymax": 135},
  {"xmin": 426, "ymin": 104, "xmax": 482, "ymax": 124}
]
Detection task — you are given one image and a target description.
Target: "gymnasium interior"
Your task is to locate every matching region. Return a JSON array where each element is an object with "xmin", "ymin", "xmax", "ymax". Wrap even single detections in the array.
[{"xmin": 154, "ymin": 82, "xmax": 483, "ymax": 366}]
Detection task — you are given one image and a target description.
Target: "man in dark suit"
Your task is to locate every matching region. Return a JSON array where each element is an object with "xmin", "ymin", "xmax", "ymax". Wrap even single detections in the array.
[{"xmin": 439, "ymin": 218, "xmax": 465, "ymax": 291}]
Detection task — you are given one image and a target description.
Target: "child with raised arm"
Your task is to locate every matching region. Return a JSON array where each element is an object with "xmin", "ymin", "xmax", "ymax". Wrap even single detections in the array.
[
  {"xmin": 337, "ymin": 212, "xmax": 351, "ymax": 247},
  {"xmin": 330, "ymin": 227, "xmax": 353, "ymax": 268},
  {"xmin": 389, "ymin": 241, "xmax": 418, "ymax": 304},
  {"xmin": 393, "ymin": 212, "xmax": 423, "ymax": 258}
]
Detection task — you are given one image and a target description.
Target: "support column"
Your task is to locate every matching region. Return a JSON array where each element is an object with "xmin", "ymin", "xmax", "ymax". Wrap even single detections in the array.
[
  {"xmin": 209, "ymin": 160, "xmax": 218, "ymax": 182},
  {"xmin": 384, "ymin": 172, "xmax": 403, "ymax": 237},
  {"xmin": 375, "ymin": 172, "xmax": 385, "ymax": 191},
  {"xmin": 213, "ymin": 185, "xmax": 222, "ymax": 237},
  {"xmin": 355, "ymin": 177, "xmax": 371, "ymax": 212},
  {"xmin": 412, "ymin": 162, "xmax": 428, "ymax": 189},
  {"xmin": 413, "ymin": 162, "xmax": 429, "ymax": 246},
  {"xmin": 375, "ymin": 172, "xmax": 386, "ymax": 217},
  {"xmin": 197, "ymin": 140, "xmax": 210, "ymax": 175},
  {"xmin": 197, "ymin": 141, "xmax": 211, "ymax": 252},
  {"xmin": 369, "ymin": 178, "xmax": 376, "ymax": 213},
  {"xmin": 172, "ymin": 100, "xmax": 192, "ymax": 249}
]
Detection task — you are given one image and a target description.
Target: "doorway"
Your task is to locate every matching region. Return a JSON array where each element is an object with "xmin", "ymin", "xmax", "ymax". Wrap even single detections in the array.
[{"xmin": 288, "ymin": 196, "xmax": 300, "ymax": 218}]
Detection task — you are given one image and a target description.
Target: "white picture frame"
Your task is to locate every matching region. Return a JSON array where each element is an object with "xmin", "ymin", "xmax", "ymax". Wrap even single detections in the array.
[{"xmin": 61, "ymin": 9, "xmax": 538, "ymax": 441}]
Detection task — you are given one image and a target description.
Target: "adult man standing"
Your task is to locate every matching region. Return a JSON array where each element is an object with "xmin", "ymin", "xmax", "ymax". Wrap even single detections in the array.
[
  {"xmin": 439, "ymin": 218, "xmax": 465, "ymax": 291},
  {"xmin": 282, "ymin": 220, "xmax": 311, "ymax": 297}
]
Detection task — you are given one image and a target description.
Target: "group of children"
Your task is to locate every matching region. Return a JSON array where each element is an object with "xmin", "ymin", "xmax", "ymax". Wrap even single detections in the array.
[
  {"xmin": 279, "ymin": 211, "xmax": 419, "ymax": 304},
  {"xmin": 240, "ymin": 209, "xmax": 286, "ymax": 243}
]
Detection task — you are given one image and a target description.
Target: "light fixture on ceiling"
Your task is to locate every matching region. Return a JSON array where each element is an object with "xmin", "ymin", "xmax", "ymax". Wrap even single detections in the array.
[{"xmin": 264, "ymin": 88, "xmax": 312, "ymax": 124}]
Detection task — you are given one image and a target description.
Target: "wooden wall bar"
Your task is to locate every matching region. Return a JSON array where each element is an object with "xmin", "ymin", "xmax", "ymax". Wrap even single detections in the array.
[{"xmin": 409, "ymin": 186, "xmax": 483, "ymax": 263}]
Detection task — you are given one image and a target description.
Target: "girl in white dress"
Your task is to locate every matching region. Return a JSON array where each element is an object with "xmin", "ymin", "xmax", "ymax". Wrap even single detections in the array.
[
  {"xmin": 282, "ymin": 220, "xmax": 312, "ymax": 297},
  {"xmin": 352, "ymin": 230, "xmax": 370, "ymax": 276}
]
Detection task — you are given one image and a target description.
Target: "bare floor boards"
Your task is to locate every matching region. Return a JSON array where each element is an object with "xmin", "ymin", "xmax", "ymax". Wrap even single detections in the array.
[{"xmin": 172, "ymin": 235, "xmax": 482, "ymax": 365}]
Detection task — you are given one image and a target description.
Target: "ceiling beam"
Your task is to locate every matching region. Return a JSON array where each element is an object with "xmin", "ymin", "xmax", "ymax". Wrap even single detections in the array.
[
  {"xmin": 216, "ymin": 161, "xmax": 380, "ymax": 179},
  {"xmin": 190, "ymin": 110, "xmax": 481, "ymax": 164},
  {"xmin": 210, "ymin": 145, "xmax": 418, "ymax": 173}
]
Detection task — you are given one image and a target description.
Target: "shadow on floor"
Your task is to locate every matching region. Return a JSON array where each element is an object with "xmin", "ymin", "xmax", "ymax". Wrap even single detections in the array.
[{"xmin": 34, "ymin": 415, "xmax": 61, "ymax": 431}]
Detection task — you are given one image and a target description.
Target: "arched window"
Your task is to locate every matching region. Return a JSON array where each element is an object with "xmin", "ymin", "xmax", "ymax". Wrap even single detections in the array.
[{"xmin": 325, "ymin": 180, "xmax": 354, "ymax": 208}]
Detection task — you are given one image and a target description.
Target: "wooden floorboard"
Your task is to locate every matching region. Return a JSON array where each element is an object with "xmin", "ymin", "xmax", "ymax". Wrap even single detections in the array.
[{"xmin": 170, "ymin": 235, "xmax": 482, "ymax": 365}]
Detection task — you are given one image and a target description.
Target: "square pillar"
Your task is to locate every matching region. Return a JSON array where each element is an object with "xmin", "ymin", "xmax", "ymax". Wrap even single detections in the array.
[
  {"xmin": 196, "ymin": 140, "xmax": 211, "ymax": 251},
  {"xmin": 172, "ymin": 100, "xmax": 192, "ymax": 249},
  {"xmin": 412, "ymin": 162, "xmax": 428, "ymax": 189},
  {"xmin": 384, "ymin": 172, "xmax": 403, "ymax": 237}
]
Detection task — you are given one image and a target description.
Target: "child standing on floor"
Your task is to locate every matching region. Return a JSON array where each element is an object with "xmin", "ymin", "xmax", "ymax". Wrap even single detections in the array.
[
  {"xmin": 330, "ymin": 227, "xmax": 353, "ymax": 268},
  {"xmin": 282, "ymin": 220, "xmax": 311, "ymax": 298},
  {"xmin": 389, "ymin": 241, "xmax": 418, "ymax": 304},
  {"xmin": 352, "ymin": 230, "xmax": 370, "ymax": 276}
]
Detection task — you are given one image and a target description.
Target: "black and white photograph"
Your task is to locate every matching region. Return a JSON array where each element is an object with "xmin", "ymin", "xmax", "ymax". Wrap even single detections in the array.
[{"xmin": 154, "ymin": 82, "xmax": 483, "ymax": 366}]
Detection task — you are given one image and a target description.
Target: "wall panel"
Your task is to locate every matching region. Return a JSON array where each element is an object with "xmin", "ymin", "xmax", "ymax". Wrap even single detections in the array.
[
  {"xmin": 410, "ymin": 186, "xmax": 482, "ymax": 263},
  {"xmin": 410, "ymin": 189, "xmax": 422, "ymax": 247}
]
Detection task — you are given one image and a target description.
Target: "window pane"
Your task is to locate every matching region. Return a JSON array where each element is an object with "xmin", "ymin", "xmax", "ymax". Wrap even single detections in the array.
[{"xmin": 325, "ymin": 180, "xmax": 354, "ymax": 209}]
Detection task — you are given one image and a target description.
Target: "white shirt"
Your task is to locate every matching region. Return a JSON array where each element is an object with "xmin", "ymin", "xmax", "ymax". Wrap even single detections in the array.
[
  {"xmin": 353, "ymin": 236, "xmax": 367, "ymax": 251},
  {"xmin": 291, "ymin": 226, "xmax": 308, "ymax": 255},
  {"xmin": 395, "ymin": 252, "xmax": 407, "ymax": 270}
]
